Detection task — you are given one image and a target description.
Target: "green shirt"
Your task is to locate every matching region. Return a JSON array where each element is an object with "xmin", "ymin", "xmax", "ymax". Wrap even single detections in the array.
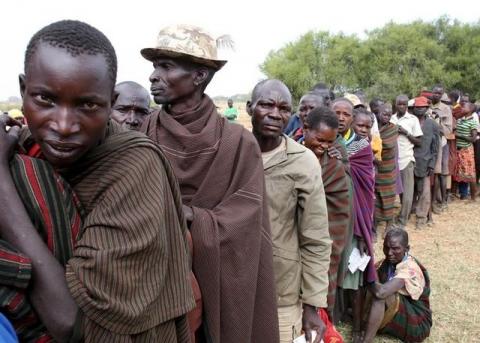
[
  {"xmin": 456, "ymin": 116, "xmax": 477, "ymax": 148},
  {"xmin": 223, "ymin": 107, "xmax": 238, "ymax": 121}
]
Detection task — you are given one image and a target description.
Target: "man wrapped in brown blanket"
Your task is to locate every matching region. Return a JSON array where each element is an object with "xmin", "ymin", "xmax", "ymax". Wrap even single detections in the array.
[{"xmin": 141, "ymin": 25, "xmax": 279, "ymax": 343}]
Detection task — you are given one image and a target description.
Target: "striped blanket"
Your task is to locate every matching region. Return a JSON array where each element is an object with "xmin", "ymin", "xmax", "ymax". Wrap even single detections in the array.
[
  {"xmin": 0, "ymin": 154, "xmax": 84, "ymax": 342},
  {"xmin": 1, "ymin": 121, "xmax": 195, "ymax": 342},
  {"xmin": 319, "ymin": 148, "xmax": 350, "ymax": 317},
  {"xmin": 375, "ymin": 123, "xmax": 398, "ymax": 222}
]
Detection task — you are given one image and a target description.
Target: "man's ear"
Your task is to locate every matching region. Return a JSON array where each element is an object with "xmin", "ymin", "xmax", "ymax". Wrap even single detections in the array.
[
  {"xmin": 194, "ymin": 67, "xmax": 209, "ymax": 86},
  {"xmin": 246, "ymin": 100, "xmax": 253, "ymax": 117},
  {"xmin": 19, "ymin": 74, "xmax": 26, "ymax": 99},
  {"xmin": 111, "ymin": 90, "xmax": 119, "ymax": 108}
]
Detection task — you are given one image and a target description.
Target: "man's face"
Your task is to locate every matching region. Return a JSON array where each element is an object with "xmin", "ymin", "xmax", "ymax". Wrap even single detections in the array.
[
  {"xmin": 353, "ymin": 114, "xmax": 372, "ymax": 139},
  {"xmin": 460, "ymin": 95, "xmax": 470, "ymax": 107},
  {"xmin": 379, "ymin": 105, "xmax": 393, "ymax": 125},
  {"xmin": 149, "ymin": 57, "xmax": 198, "ymax": 105},
  {"xmin": 20, "ymin": 43, "xmax": 112, "ymax": 169},
  {"xmin": 298, "ymin": 95, "xmax": 324, "ymax": 126},
  {"xmin": 370, "ymin": 100, "xmax": 384, "ymax": 115},
  {"xmin": 111, "ymin": 85, "xmax": 150, "ymax": 131},
  {"xmin": 227, "ymin": 99, "xmax": 233, "ymax": 108},
  {"xmin": 383, "ymin": 236, "xmax": 407, "ymax": 265},
  {"xmin": 312, "ymin": 89, "xmax": 332, "ymax": 107},
  {"xmin": 332, "ymin": 101, "xmax": 353, "ymax": 134},
  {"xmin": 249, "ymin": 84, "xmax": 292, "ymax": 139},
  {"xmin": 396, "ymin": 99, "xmax": 408, "ymax": 115},
  {"xmin": 304, "ymin": 123, "xmax": 337, "ymax": 158},
  {"xmin": 431, "ymin": 87, "xmax": 443, "ymax": 104},
  {"xmin": 413, "ymin": 106, "xmax": 428, "ymax": 118}
]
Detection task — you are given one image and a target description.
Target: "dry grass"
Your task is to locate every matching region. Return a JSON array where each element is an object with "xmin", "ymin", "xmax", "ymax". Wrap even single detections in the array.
[{"xmin": 215, "ymin": 99, "xmax": 480, "ymax": 342}]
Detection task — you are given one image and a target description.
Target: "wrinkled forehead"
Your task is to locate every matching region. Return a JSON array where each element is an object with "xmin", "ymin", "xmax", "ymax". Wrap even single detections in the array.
[
  {"xmin": 384, "ymin": 235, "xmax": 405, "ymax": 248},
  {"xmin": 332, "ymin": 101, "xmax": 353, "ymax": 112},
  {"xmin": 255, "ymin": 84, "xmax": 292, "ymax": 105},
  {"xmin": 115, "ymin": 85, "xmax": 150, "ymax": 106}
]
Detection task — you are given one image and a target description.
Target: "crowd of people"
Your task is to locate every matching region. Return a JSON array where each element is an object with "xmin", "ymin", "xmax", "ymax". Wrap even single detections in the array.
[{"xmin": 0, "ymin": 19, "xmax": 478, "ymax": 343}]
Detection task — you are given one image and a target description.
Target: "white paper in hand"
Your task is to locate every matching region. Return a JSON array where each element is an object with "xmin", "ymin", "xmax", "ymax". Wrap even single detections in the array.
[
  {"xmin": 292, "ymin": 331, "xmax": 324, "ymax": 343},
  {"xmin": 348, "ymin": 247, "xmax": 371, "ymax": 273}
]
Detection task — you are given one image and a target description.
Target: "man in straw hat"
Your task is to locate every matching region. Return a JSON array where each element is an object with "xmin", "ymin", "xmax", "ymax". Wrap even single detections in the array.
[{"xmin": 140, "ymin": 25, "xmax": 279, "ymax": 343}]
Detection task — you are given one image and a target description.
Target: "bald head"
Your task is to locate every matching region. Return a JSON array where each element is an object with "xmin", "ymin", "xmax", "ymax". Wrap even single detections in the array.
[
  {"xmin": 248, "ymin": 79, "xmax": 293, "ymax": 140},
  {"xmin": 112, "ymin": 81, "xmax": 151, "ymax": 130},
  {"xmin": 251, "ymin": 79, "xmax": 292, "ymax": 105},
  {"xmin": 115, "ymin": 81, "xmax": 150, "ymax": 99},
  {"xmin": 396, "ymin": 95, "xmax": 409, "ymax": 104}
]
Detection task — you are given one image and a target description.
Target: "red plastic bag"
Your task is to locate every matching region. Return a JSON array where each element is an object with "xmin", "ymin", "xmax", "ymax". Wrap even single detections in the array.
[{"xmin": 318, "ymin": 308, "xmax": 344, "ymax": 343}]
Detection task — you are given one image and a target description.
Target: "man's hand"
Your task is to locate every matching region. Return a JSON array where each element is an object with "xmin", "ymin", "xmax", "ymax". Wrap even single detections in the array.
[
  {"xmin": 357, "ymin": 237, "xmax": 368, "ymax": 256},
  {"xmin": 182, "ymin": 204, "xmax": 194, "ymax": 223},
  {"xmin": 0, "ymin": 114, "xmax": 22, "ymax": 163},
  {"xmin": 302, "ymin": 304, "xmax": 325, "ymax": 343},
  {"xmin": 327, "ymin": 146, "xmax": 342, "ymax": 160},
  {"xmin": 397, "ymin": 125, "xmax": 408, "ymax": 136}
]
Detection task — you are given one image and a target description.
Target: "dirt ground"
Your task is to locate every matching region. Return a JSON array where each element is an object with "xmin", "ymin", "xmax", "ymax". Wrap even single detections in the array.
[{"xmin": 215, "ymin": 100, "xmax": 480, "ymax": 342}]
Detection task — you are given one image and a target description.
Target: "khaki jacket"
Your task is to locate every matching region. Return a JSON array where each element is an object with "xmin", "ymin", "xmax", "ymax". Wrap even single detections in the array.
[{"xmin": 263, "ymin": 136, "xmax": 331, "ymax": 308}]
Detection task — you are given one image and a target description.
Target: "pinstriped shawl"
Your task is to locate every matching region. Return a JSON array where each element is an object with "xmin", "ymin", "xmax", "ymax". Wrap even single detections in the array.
[
  {"xmin": 60, "ymin": 121, "xmax": 195, "ymax": 340},
  {"xmin": 319, "ymin": 151, "xmax": 350, "ymax": 315}
]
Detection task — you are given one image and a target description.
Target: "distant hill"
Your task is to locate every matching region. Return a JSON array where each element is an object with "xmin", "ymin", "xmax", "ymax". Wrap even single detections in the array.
[{"xmin": 212, "ymin": 93, "xmax": 250, "ymax": 103}]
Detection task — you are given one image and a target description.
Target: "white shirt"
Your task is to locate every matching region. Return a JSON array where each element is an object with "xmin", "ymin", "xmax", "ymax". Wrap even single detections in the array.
[
  {"xmin": 391, "ymin": 112, "xmax": 423, "ymax": 170},
  {"xmin": 473, "ymin": 112, "xmax": 480, "ymax": 131}
]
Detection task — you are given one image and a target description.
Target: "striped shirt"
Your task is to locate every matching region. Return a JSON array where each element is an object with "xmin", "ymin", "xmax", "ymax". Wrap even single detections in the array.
[{"xmin": 456, "ymin": 116, "xmax": 477, "ymax": 148}]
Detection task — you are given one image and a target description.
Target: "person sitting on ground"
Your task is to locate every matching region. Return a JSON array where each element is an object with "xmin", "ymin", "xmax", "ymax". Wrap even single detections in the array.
[
  {"xmin": 304, "ymin": 106, "xmax": 351, "ymax": 321},
  {"xmin": 223, "ymin": 98, "xmax": 238, "ymax": 122},
  {"xmin": 111, "ymin": 81, "xmax": 151, "ymax": 130},
  {"xmin": 0, "ymin": 20, "xmax": 194, "ymax": 342},
  {"xmin": 363, "ymin": 228, "xmax": 432, "ymax": 343},
  {"xmin": 455, "ymin": 101, "xmax": 478, "ymax": 201},
  {"xmin": 248, "ymin": 79, "xmax": 331, "ymax": 343}
]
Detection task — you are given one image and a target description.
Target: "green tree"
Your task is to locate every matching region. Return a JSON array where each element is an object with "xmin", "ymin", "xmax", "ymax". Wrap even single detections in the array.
[
  {"xmin": 260, "ymin": 31, "xmax": 362, "ymax": 102},
  {"xmin": 261, "ymin": 17, "xmax": 480, "ymax": 103}
]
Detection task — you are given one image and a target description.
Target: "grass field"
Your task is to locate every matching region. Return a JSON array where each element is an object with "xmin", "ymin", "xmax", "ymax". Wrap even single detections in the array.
[{"xmin": 214, "ymin": 99, "xmax": 480, "ymax": 342}]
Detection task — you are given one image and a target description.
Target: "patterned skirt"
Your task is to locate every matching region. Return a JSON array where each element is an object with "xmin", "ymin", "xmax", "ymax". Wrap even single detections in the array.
[
  {"xmin": 378, "ymin": 260, "xmax": 432, "ymax": 342},
  {"xmin": 455, "ymin": 145, "xmax": 476, "ymax": 182}
]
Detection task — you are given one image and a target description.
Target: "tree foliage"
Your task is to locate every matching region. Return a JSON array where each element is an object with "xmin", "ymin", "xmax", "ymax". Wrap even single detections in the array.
[{"xmin": 260, "ymin": 17, "xmax": 480, "ymax": 103}]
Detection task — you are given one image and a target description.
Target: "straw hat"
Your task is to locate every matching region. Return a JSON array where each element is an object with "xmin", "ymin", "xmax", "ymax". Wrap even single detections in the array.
[
  {"xmin": 141, "ymin": 24, "xmax": 232, "ymax": 70},
  {"xmin": 344, "ymin": 93, "xmax": 362, "ymax": 107}
]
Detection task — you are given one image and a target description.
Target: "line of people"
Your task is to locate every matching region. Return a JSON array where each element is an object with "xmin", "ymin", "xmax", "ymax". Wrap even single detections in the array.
[{"xmin": 0, "ymin": 19, "xmax": 476, "ymax": 343}]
